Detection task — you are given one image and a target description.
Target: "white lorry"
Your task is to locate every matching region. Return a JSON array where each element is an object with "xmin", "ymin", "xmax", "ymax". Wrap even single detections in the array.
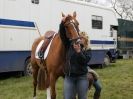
[{"xmin": 0, "ymin": 0, "xmax": 118, "ymax": 75}]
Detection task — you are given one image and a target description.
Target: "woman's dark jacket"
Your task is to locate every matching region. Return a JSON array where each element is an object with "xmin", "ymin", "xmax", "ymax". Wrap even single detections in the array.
[{"xmin": 65, "ymin": 46, "xmax": 91, "ymax": 77}]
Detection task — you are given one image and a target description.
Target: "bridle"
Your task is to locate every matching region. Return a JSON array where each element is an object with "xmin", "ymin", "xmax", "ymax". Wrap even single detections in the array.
[{"xmin": 63, "ymin": 19, "xmax": 81, "ymax": 43}]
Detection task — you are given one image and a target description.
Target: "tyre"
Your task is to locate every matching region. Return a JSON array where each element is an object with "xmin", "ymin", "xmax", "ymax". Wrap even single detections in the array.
[{"xmin": 24, "ymin": 58, "xmax": 33, "ymax": 76}]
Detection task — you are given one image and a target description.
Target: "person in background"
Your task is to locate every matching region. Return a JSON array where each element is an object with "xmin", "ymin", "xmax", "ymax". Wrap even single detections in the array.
[
  {"xmin": 80, "ymin": 31, "xmax": 102, "ymax": 99},
  {"xmin": 87, "ymin": 67, "xmax": 102, "ymax": 99}
]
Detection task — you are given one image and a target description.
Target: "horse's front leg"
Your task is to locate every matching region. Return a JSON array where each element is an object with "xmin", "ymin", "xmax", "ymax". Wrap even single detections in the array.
[{"xmin": 49, "ymin": 73, "xmax": 57, "ymax": 99}]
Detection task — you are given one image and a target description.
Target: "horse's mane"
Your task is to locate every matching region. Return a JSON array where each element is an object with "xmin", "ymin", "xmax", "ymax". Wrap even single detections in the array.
[{"xmin": 59, "ymin": 21, "xmax": 70, "ymax": 49}]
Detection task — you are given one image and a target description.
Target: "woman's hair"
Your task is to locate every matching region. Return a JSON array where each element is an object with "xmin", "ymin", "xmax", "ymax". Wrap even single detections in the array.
[{"xmin": 79, "ymin": 31, "xmax": 90, "ymax": 50}]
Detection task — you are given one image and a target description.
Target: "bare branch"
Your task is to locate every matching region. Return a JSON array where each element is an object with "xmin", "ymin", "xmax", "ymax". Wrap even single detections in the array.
[{"xmin": 109, "ymin": 0, "xmax": 133, "ymax": 20}]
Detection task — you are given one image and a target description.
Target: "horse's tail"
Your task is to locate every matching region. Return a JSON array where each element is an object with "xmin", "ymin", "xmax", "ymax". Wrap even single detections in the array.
[{"xmin": 37, "ymin": 68, "xmax": 49, "ymax": 90}]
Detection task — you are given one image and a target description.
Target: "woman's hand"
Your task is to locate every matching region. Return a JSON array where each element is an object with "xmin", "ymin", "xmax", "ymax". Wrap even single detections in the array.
[{"xmin": 73, "ymin": 43, "xmax": 81, "ymax": 53}]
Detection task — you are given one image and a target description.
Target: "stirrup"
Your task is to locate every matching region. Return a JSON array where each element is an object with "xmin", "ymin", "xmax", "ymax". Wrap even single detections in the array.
[{"xmin": 38, "ymin": 51, "xmax": 44, "ymax": 59}]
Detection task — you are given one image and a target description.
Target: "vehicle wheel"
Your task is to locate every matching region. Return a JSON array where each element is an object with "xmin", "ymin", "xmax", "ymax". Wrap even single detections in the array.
[
  {"xmin": 99, "ymin": 64, "xmax": 105, "ymax": 69},
  {"xmin": 103, "ymin": 55, "xmax": 110, "ymax": 66},
  {"xmin": 24, "ymin": 58, "xmax": 33, "ymax": 76}
]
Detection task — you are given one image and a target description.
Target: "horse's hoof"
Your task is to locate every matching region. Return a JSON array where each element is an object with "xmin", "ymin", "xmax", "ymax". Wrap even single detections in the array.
[
  {"xmin": 47, "ymin": 87, "xmax": 51, "ymax": 99},
  {"xmin": 33, "ymin": 96, "xmax": 36, "ymax": 99}
]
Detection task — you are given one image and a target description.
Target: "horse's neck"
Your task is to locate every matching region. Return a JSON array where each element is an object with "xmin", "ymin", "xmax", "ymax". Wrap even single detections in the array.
[
  {"xmin": 54, "ymin": 34, "xmax": 67, "ymax": 59},
  {"xmin": 58, "ymin": 34, "xmax": 66, "ymax": 52}
]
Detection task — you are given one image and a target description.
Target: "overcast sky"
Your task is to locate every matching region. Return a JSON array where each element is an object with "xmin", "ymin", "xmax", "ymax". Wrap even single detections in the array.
[
  {"xmin": 99, "ymin": 0, "xmax": 107, "ymax": 3},
  {"xmin": 94, "ymin": 0, "xmax": 111, "ymax": 6},
  {"xmin": 97, "ymin": 0, "xmax": 108, "ymax": 4}
]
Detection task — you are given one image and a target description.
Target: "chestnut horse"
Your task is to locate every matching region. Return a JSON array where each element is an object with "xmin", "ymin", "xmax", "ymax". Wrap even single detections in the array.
[{"xmin": 31, "ymin": 12, "xmax": 81, "ymax": 99}]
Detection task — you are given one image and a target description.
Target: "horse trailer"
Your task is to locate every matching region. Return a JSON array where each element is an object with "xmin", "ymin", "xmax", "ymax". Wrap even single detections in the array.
[
  {"xmin": 117, "ymin": 19, "xmax": 133, "ymax": 59},
  {"xmin": 0, "ymin": 0, "xmax": 118, "ymax": 75}
]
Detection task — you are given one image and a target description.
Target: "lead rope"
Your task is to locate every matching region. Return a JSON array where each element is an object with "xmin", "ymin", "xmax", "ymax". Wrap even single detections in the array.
[{"xmin": 35, "ymin": 22, "xmax": 41, "ymax": 37}]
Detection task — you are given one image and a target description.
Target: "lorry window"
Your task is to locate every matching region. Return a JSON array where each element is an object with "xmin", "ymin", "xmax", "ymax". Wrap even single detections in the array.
[
  {"xmin": 92, "ymin": 15, "xmax": 103, "ymax": 29},
  {"xmin": 31, "ymin": 0, "xmax": 39, "ymax": 4}
]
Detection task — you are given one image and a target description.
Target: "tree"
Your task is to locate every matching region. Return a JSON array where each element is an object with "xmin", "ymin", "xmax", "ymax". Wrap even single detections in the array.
[
  {"xmin": 107, "ymin": 0, "xmax": 133, "ymax": 20},
  {"xmin": 88, "ymin": 0, "xmax": 133, "ymax": 20}
]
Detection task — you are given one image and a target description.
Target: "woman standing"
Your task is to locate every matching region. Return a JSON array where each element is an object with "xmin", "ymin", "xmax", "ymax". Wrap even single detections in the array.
[{"xmin": 64, "ymin": 38, "xmax": 91, "ymax": 99}]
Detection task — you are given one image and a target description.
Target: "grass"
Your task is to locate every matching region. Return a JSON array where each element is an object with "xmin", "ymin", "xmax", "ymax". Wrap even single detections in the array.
[{"xmin": 0, "ymin": 59, "xmax": 133, "ymax": 99}]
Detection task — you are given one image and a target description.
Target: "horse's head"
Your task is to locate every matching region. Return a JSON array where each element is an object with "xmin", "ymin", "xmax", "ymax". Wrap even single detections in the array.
[{"xmin": 59, "ymin": 12, "xmax": 80, "ymax": 47}]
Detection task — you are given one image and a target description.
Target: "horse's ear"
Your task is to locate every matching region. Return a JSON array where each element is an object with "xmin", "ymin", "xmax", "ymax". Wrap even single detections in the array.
[
  {"xmin": 73, "ymin": 11, "xmax": 77, "ymax": 18},
  {"xmin": 62, "ymin": 12, "xmax": 65, "ymax": 17}
]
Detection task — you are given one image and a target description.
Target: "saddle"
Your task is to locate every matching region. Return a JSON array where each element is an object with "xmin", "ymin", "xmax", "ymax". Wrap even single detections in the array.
[{"xmin": 38, "ymin": 31, "xmax": 56, "ymax": 59}]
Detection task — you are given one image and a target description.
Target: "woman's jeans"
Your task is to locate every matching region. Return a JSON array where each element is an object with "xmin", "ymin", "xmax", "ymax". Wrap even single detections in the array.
[
  {"xmin": 93, "ymin": 80, "xmax": 102, "ymax": 99},
  {"xmin": 64, "ymin": 75, "xmax": 89, "ymax": 99}
]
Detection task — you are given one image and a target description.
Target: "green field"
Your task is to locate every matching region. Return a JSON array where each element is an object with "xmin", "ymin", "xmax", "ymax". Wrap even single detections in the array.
[{"xmin": 0, "ymin": 59, "xmax": 133, "ymax": 99}]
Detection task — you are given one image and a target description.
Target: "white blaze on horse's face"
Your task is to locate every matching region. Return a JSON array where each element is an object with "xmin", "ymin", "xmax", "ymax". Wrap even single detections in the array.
[
  {"xmin": 70, "ymin": 20, "xmax": 78, "ymax": 34},
  {"xmin": 69, "ymin": 20, "xmax": 79, "ymax": 40}
]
